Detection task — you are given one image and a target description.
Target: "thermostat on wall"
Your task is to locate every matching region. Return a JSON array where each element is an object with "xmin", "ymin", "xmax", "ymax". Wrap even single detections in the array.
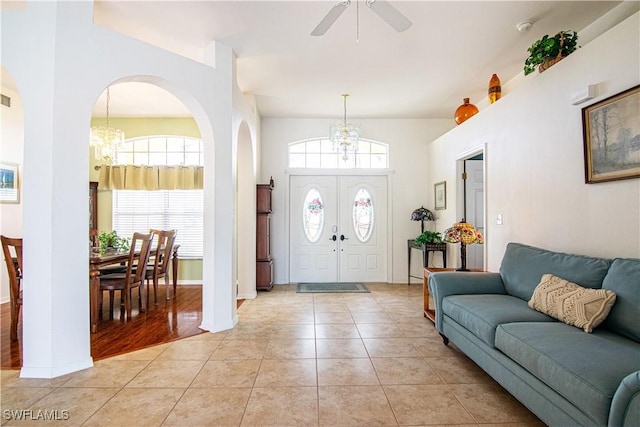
[{"xmin": 571, "ymin": 85, "xmax": 597, "ymax": 105}]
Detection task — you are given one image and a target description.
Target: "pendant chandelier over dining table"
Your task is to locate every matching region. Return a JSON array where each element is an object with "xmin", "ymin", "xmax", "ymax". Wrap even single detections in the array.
[
  {"xmin": 330, "ymin": 94, "xmax": 360, "ymax": 161},
  {"xmin": 90, "ymin": 87, "xmax": 125, "ymax": 163}
]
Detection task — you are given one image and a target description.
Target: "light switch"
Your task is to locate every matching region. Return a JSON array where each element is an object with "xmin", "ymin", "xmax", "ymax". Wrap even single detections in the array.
[{"xmin": 496, "ymin": 214, "xmax": 504, "ymax": 225}]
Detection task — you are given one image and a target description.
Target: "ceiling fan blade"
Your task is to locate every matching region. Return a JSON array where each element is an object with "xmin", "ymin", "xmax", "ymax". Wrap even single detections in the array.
[
  {"xmin": 367, "ymin": 0, "xmax": 412, "ymax": 33},
  {"xmin": 311, "ymin": 1, "xmax": 350, "ymax": 36}
]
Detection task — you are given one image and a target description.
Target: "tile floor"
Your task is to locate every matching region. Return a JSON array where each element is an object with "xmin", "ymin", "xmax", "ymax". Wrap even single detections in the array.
[{"xmin": 0, "ymin": 284, "xmax": 544, "ymax": 426}]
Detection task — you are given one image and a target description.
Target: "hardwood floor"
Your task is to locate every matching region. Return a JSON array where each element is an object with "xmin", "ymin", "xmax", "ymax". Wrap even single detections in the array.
[{"xmin": 1, "ymin": 285, "xmax": 215, "ymax": 369}]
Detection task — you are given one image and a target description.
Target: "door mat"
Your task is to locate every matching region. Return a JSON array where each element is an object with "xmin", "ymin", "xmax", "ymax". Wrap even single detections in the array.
[{"xmin": 296, "ymin": 283, "xmax": 370, "ymax": 293}]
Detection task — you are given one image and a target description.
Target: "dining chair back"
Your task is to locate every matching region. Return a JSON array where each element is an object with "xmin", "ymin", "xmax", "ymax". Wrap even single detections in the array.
[
  {"xmin": 99, "ymin": 232, "xmax": 153, "ymax": 320},
  {"xmin": 1, "ymin": 236, "xmax": 23, "ymax": 341},
  {"xmin": 148, "ymin": 229, "xmax": 177, "ymax": 303}
]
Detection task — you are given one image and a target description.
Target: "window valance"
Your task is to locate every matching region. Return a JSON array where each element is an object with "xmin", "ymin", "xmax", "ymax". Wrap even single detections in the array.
[{"xmin": 96, "ymin": 165, "xmax": 203, "ymax": 190}]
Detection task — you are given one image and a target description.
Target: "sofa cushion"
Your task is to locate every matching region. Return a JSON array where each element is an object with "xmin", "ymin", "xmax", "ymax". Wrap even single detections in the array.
[
  {"xmin": 499, "ymin": 243, "xmax": 611, "ymax": 301},
  {"xmin": 442, "ymin": 294, "xmax": 555, "ymax": 347},
  {"xmin": 601, "ymin": 258, "xmax": 640, "ymax": 342},
  {"xmin": 495, "ymin": 322, "xmax": 640, "ymax": 426},
  {"xmin": 528, "ymin": 274, "xmax": 616, "ymax": 333}
]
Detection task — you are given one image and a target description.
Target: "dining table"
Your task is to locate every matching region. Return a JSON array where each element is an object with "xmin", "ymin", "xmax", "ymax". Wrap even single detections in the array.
[{"xmin": 89, "ymin": 244, "xmax": 180, "ymax": 333}]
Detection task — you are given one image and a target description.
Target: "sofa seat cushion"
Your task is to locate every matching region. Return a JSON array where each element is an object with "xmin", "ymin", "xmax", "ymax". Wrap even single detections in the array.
[
  {"xmin": 495, "ymin": 322, "xmax": 640, "ymax": 426},
  {"xmin": 442, "ymin": 294, "xmax": 555, "ymax": 347}
]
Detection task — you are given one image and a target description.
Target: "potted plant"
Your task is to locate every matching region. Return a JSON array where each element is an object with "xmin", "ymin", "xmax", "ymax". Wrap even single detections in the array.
[
  {"xmin": 414, "ymin": 231, "xmax": 442, "ymax": 246},
  {"xmin": 98, "ymin": 230, "xmax": 130, "ymax": 253},
  {"xmin": 524, "ymin": 30, "xmax": 578, "ymax": 76}
]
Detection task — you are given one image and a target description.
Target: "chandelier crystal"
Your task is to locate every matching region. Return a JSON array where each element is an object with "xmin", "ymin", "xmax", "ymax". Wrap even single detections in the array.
[
  {"xmin": 330, "ymin": 94, "xmax": 360, "ymax": 161},
  {"xmin": 90, "ymin": 87, "xmax": 124, "ymax": 163}
]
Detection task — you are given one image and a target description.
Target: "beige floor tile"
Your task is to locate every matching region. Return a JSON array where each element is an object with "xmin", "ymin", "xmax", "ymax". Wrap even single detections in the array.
[
  {"xmin": 317, "ymin": 358, "xmax": 380, "ymax": 386},
  {"xmin": 276, "ymin": 312, "xmax": 315, "ymax": 324},
  {"xmin": 254, "ymin": 359, "xmax": 317, "ymax": 387},
  {"xmin": 83, "ymin": 387, "xmax": 184, "ymax": 427},
  {"xmin": 351, "ymin": 311, "xmax": 394, "ymax": 323},
  {"xmin": 314, "ymin": 311, "xmax": 354, "ymax": 324},
  {"xmin": 363, "ymin": 338, "xmax": 421, "ymax": 358},
  {"xmin": 225, "ymin": 323, "xmax": 275, "ymax": 340},
  {"xmin": 5, "ymin": 387, "xmax": 119, "ymax": 426},
  {"xmin": 270, "ymin": 324, "xmax": 315, "ymax": 339},
  {"xmin": 155, "ymin": 339, "xmax": 220, "ymax": 360},
  {"xmin": 0, "ymin": 388, "xmax": 55, "ymax": 417},
  {"xmin": 412, "ymin": 338, "xmax": 460, "ymax": 357},
  {"xmin": 264, "ymin": 339, "xmax": 316, "ymax": 359},
  {"xmin": 61, "ymin": 360, "xmax": 150, "ymax": 388},
  {"xmin": 1, "ymin": 370, "xmax": 69, "ymax": 388},
  {"xmin": 316, "ymin": 339, "xmax": 368, "ymax": 358},
  {"xmin": 241, "ymin": 387, "xmax": 318, "ymax": 426},
  {"xmin": 449, "ymin": 383, "xmax": 544, "ymax": 424},
  {"xmin": 190, "ymin": 360, "xmax": 261, "ymax": 388},
  {"xmin": 182, "ymin": 330, "xmax": 227, "ymax": 341},
  {"xmin": 357, "ymin": 323, "xmax": 406, "ymax": 338},
  {"xmin": 313, "ymin": 302, "xmax": 349, "ymax": 313},
  {"xmin": 109, "ymin": 343, "xmax": 171, "ymax": 361},
  {"xmin": 384, "ymin": 384, "xmax": 475, "ymax": 425},
  {"xmin": 315, "ymin": 323, "xmax": 360, "ymax": 339},
  {"xmin": 126, "ymin": 359, "xmax": 204, "ymax": 388},
  {"xmin": 395, "ymin": 321, "xmax": 439, "ymax": 338},
  {"xmin": 318, "ymin": 385, "xmax": 397, "ymax": 426},
  {"xmin": 425, "ymin": 356, "xmax": 493, "ymax": 384},
  {"xmin": 210, "ymin": 339, "xmax": 269, "ymax": 360},
  {"xmin": 345, "ymin": 302, "xmax": 382, "ymax": 313},
  {"xmin": 371, "ymin": 357, "xmax": 443, "ymax": 385},
  {"xmin": 162, "ymin": 387, "xmax": 251, "ymax": 427}
]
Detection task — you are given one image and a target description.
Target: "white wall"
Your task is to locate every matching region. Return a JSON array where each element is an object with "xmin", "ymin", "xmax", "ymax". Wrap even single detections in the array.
[
  {"xmin": 261, "ymin": 118, "xmax": 453, "ymax": 284},
  {"xmin": 0, "ymin": 84, "xmax": 23, "ymax": 303},
  {"xmin": 427, "ymin": 12, "xmax": 640, "ymax": 272}
]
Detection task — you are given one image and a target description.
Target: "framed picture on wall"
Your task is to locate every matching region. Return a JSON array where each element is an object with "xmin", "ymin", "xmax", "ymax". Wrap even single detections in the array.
[
  {"xmin": 434, "ymin": 181, "xmax": 446, "ymax": 210},
  {"xmin": 0, "ymin": 163, "xmax": 19, "ymax": 204},
  {"xmin": 582, "ymin": 84, "xmax": 640, "ymax": 183}
]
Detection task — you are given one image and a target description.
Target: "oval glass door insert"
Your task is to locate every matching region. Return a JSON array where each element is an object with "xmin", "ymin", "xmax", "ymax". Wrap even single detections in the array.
[
  {"xmin": 303, "ymin": 188, "xmax": 324, "ymax": 243},
  {"xmin": 353, "ymin": 188, "xmax": 374, "ymax": 242}
]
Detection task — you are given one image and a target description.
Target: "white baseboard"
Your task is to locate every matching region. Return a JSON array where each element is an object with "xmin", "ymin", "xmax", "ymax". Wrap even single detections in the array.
[
  {"xmin": 21, "ymin": 357, "xmax": 94, "ymax": 378},
  {"xmin": 176, "ymin": 280, "xmax": 202, "ymax": 285}
]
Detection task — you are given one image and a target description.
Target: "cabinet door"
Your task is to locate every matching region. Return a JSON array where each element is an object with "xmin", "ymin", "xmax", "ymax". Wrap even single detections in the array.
[
  {"xmin": 257, "ymin": 185, "xmax": 272, "ymax": 213},
  {"xmin": 256, "ymin": 213, "xmax": 271, "ymax": 260}
]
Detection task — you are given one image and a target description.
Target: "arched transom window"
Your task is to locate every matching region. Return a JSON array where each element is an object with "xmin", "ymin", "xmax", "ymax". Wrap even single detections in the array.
[{"xmin": 288, "ymin": 138, "xmax": 388, "ymax": 169}]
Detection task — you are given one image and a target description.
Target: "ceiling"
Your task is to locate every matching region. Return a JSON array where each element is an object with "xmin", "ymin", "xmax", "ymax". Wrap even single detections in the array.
[{"xmin": 91, "ymin": 0, "xmax": 625, "ymax": 119}]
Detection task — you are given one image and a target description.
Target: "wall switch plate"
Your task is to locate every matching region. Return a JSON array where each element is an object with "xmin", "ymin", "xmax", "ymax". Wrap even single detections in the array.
[{"xmin": 496, "ymin": 214, "xmax": 504, "ymax": 225}]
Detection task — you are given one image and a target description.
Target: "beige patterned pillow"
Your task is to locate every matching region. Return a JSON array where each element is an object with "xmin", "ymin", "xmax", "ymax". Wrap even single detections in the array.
[{"xmin": 528, "ymin": 274, "xmax": 616, "ymax": 333}]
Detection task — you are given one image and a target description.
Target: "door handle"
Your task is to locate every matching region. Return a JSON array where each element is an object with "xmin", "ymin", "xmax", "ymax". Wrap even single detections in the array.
[
  {"xmin": 330, "ymin": 235, "xmax": 337, "ymax": 241},
  {"xmin": 340, "ymin": 234, "xmax": 348, "ymax": 241}
]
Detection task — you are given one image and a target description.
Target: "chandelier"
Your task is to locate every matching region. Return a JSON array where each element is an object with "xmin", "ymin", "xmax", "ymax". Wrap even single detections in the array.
[
  {"xmin": 90, "ymin": 87, "xmax": 124, "ymax": 163},
  {"xmin": 330, "ymin": 94, "xmax": 360, "ymax": 161}
]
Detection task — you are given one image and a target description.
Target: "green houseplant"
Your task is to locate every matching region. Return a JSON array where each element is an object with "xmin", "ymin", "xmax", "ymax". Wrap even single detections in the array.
[
  {"xmin": 524, "ymin": 30, "xmax": 578, "ymax": 76},
  {"xmin": 98, "ymin": 230, "xmax": 130, "ymax": 253},
  {"xmin": 414, "ymin": 231, "xmax": 442, "ymax": 245}
]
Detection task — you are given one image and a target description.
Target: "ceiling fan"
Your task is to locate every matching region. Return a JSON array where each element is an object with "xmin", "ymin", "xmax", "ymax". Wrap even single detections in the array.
[{"xmin": 311, "ymin": 0, "xmax": 412, "ymax": 36}]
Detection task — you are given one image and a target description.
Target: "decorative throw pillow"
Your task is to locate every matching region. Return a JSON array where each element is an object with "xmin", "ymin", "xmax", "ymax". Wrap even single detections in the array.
[{"xmin": 528, "ymin": 274, "xmax": 616, "ymax": 333}]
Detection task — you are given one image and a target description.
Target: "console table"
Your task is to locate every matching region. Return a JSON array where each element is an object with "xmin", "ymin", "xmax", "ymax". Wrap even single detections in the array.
[{"xmin": 407, "ymin": 240, "xmax": 446, "ymax": 285}]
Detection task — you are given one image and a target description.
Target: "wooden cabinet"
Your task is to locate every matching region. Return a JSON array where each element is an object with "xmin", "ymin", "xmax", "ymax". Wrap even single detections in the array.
[{"xmin": 256, "ymin": 178, "xmax": 274, "ymax": 291}]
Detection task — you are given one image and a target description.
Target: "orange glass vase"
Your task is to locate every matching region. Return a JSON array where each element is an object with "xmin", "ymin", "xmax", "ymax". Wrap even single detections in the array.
[
  {"xmin": 488, "ymin": 74, "xmax": 501, "ymax": 104},
  {"xmin": 454, "ymin": 98, "xmax": 479, "ymax": 125}
]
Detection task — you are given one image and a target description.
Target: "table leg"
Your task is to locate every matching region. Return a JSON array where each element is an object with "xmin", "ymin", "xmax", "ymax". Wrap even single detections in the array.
[
  {"xmin": 172, "ymin": 247, "xmax": 179, "ymax": 296},
  {"xmin": 90, "ymin": 265, "xmax": 100, "ymax": 333},
  {"xmin": 407, "ymin": 244, "xmax": 411, "ymax": 285}
]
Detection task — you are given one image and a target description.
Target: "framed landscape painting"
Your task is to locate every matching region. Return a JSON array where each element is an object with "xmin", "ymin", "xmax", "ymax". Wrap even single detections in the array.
[
  {"xmin": 0, "ymin": 163, "xmax": 19, "ymax": 203},
  {"xmin": 434, "ymin": 181, "xmax": 446, "ymax": 210},
  {"xmin": 582, "ymin": 85, "xmax": 640, "ymax": 183}
]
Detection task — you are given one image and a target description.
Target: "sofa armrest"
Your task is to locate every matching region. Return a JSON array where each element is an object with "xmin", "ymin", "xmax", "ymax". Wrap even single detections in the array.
[
  {"xmin": 429, "ymin": 272, "xmax": 506, "ymax": 333},
  {"xmin": 609, "ymin": 371, "xmax": 640, "ymax": 427}
]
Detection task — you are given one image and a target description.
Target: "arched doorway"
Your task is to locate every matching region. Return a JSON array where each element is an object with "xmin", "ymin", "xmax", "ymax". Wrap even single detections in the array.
[{"xmin": 236, "ymin": 122, "xmax": 256, "ymax": 299}]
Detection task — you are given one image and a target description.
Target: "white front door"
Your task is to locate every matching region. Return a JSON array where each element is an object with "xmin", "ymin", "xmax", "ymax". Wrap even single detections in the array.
[
  {"xmin": 464, "ymin": 159, "xmax": 485, "ymax": 269},
  {"xmin": 290, "ymin": 175, "xmax": 387, "ymax": 283}
]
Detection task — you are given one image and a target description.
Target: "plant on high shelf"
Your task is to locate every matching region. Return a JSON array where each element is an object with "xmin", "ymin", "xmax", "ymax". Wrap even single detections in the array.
[
  {"xmin": 414, "ymin": 231, "xmax": 442, "ymax": 245},
  {"xmin": 98, "ymin": 230, "xmax": 130, "ymax": 253},
  {"xmin": 524, "ymin": 30, "xmax": 578, "ymax": 76}
]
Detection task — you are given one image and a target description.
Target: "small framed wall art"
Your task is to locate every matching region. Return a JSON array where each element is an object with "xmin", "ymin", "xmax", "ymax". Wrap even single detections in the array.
[
  {"xmin": 582, "ymin": 84, "xmax": 640, "ymax": 183},
  {"xmin": 434, "ymin": 181, "xmax": 446, "ymax": 210},
  {"xmin": 0, "ymin": 163, "xmax": 19, "ymax": 204}
]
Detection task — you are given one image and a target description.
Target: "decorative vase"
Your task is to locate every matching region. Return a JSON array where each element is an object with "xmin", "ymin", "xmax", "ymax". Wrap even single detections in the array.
[
  {"xmin": 488, "ymin": 74, "xmax": 501, "ymax": 104},
  {"xmin": 454, "ymin": 98, "xmax": 479, "ymax": 125}
]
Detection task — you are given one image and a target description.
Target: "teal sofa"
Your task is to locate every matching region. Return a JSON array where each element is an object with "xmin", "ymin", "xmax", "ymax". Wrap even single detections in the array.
[{"xmin": 429, "ymin": 242, "xmax": 640, "ymax": 427}]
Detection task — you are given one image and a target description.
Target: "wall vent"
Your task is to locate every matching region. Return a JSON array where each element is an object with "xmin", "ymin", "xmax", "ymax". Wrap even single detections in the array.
[{"xmin": 0, "ymin": 94, "xmax": 10, "ymax": 108}]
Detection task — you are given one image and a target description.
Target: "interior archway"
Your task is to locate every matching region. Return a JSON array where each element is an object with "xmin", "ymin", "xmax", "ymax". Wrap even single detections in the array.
[{"xmin": 236, "ymin": 121, "xmax": 256, "ymax": 299}]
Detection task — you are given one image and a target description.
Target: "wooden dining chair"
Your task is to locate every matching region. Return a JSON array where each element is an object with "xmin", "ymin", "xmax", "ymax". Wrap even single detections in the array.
[
  {"xmin": 146, "ymin": 229, "xmax": 177, "ymax": 304},
  {"xmin": 1, "ymin": 236, "xmax": 23, "ymax": 341},
  {"xmin": 99, "ymin": 232, "xmax": 153, "ymax": 320}
]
